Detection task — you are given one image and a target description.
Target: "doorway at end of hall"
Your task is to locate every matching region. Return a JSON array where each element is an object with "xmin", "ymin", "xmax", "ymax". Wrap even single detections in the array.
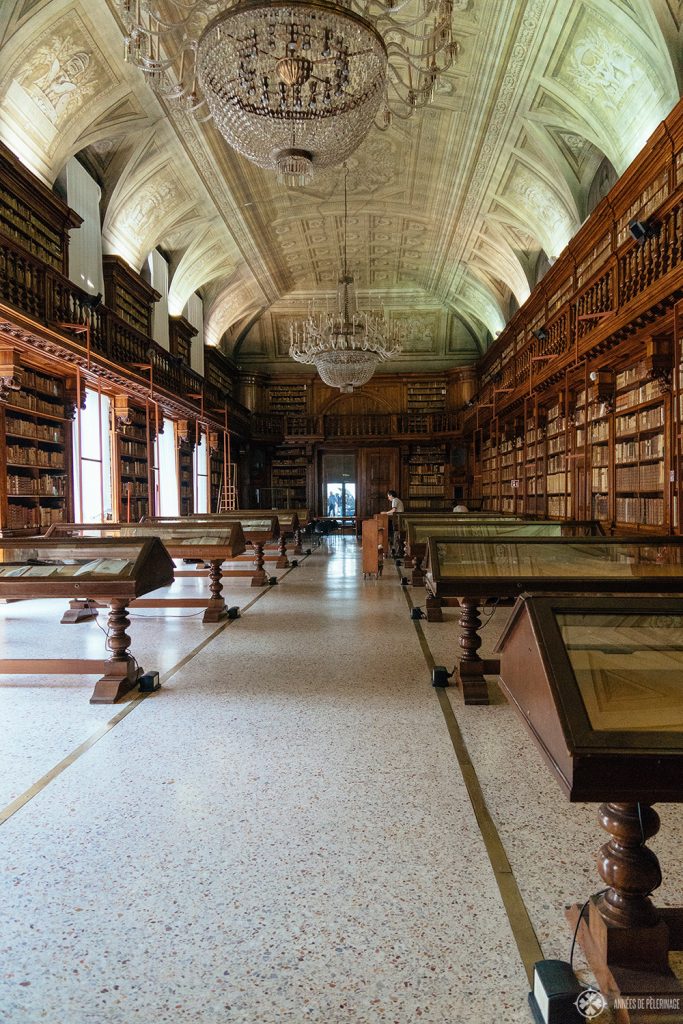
[{"xmin": 322, "ymin": 452, "xmax": 356, "ymax": 524}]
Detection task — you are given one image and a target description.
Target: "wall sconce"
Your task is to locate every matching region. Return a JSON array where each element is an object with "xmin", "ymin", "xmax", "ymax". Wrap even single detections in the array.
[
  {"xmin": 628, "ymin": 219, "xmax": 659, "ymax": 245},
  {"xmin": 588, "ymin": 369, "xmax": 615, "ymax": 413},
  {"xmin": 82, "ymin": 291, "xmax": 102, "ymax": 311}
]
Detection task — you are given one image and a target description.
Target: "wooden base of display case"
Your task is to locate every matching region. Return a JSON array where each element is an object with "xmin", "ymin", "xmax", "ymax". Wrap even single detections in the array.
[
  {"xmin": 566, "ymin": 803, "xmax": 683, "ymax": 1023},
  {"xmin": 0, "ymin": 654, "xmax": 142, "ymax": 705},
  {"xmin": 61, "ymin": 598, "xmax": 100, "ymax": 623},
  {"xmin": 130, "ymin": 595, "xmax": 228, "ymax": 623}
]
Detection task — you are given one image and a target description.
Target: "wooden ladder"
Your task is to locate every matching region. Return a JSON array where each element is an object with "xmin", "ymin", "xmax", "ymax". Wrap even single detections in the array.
[{"xmin": 216, "ymin": 463, "xmax": 238, "ymax": 513}]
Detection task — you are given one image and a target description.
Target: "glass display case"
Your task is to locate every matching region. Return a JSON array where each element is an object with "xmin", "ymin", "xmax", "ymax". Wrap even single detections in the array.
[
  {"xmin": 495, "ymin": 595, "xmax": 683, "ymax": 1009},
  {"xmin": 403, "ymin": 519, "xmax": 603, "ymax": 588},
  {"xmin": 423, "ymin": 535, "xmax": 683, "ymax": 705},
  {"xmin": 47, "ymin": 522, "xmax": 250, "ymax": 616},
  {"xmin": 144, "ymin": 514, "xmax": 283, "ymax": 576},
  {"xmin": 0, "ymin": 537, "xmax": 174, "ymax": 703}
]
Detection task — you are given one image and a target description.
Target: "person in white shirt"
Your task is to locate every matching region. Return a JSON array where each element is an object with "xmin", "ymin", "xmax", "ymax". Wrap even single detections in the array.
[
  {"xmin": 386, "ymin": 490, "xmax": 404, "ymax": 515},
  {"xmin": 453, "ymin": 503, "xmax": 469, "ymax": 513}
]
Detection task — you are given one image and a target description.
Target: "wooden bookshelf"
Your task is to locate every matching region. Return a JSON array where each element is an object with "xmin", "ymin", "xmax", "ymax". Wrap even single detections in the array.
[
  {"xmin": 113, "ymin": 398, "xmax": 150, "ymax": 523},
  {"xmin": 524, "ymin": 414, "xmax": 546, "ymax": 518},
  {"xmin": 268, "ymin": 384, "xmax": 308, "ymax": 415},
  {"xmin": 544, "ymin": 396, "xmax": 570, "ymax": 519},
  {"xmin": 0, "ymin": 142, "xmax": 81, "ymax": 275},
  {"xmin": 407, "ymin": 442, "xmax": 448, "ymax": 509},
  {"xmin": 613, "ymin": 363, "xmax": 667, "ymax": 529},
  {"xmin": 178, "ymin": 442, "xmax": 194, "ymax": 516},
  {"xmin": 102, "ymin": 256, "xmax": 160, "ymax": 337},
  {"xmin": 1, "ymin": 364, "xmax": 70, "ymax": 535},
  {"xmin": 271, "ymin": 444, "xmax": 308, "ymax": 505},
  {"xmin": 406, "ymin": 380, "xmax": 447, "ymax": 412}
]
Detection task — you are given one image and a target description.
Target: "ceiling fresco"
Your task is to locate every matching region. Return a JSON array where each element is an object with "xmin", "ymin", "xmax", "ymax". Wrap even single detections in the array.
[{"xmin": 0, "ymin": 0, "xmax": 681, "ymax": 372}]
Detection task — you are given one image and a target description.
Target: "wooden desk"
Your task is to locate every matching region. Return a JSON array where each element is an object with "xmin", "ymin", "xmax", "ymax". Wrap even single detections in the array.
[
  {"xmin": 361, "ymin": 514, "xmax": 389, "ymax": 578},
  {"xmin": 0, "ymin": 536, "xmax": 174, "ymax": 703},
  {"xmin": 424, "ymin": 535, "xmax": 683, "ymax": 705},
  {"xmin": 143, "ymin": 515, "xmax": 280, "ymax": 579},
  {"xmin": 48, "ymin": 522, "xmax": 247, "ymax": 621}
]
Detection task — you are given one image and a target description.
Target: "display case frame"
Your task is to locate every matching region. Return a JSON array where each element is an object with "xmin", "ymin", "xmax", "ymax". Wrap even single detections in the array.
[
  {"xmin": 424, "ymin": 534, "xmax": 683, "ymax": 705},
  {"xmin": 143, "ymin": 515, "xmax": 280, "ymax": 583},
  {"xmin": 0, "ymin": 536, "xmax": 174, "ymax": 702},
  {"xmin": 494, "ymin": 595, "xmax": 683, "ymax": 1014},
  {"xmin": 47, "ymin": 522, "xmax": 247, "ymax": 621}
]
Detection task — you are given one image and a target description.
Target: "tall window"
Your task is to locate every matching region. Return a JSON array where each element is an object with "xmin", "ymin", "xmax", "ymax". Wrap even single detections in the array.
[
  {"xmin": 72, "ymin": 387, "xmax": 113, "ymax": 521},
  {"xmin": 194, "ymin": 430, "xmax": 209, "ymax": 513}
]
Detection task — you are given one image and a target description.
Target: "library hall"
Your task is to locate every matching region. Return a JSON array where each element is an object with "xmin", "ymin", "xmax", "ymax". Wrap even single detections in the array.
[{"xmin": 4, "ymin": 1, "xmax": 683, "ymax": 1022}]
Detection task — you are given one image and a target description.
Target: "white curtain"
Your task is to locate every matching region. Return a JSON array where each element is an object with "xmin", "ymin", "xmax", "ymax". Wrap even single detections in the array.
[
  {"xmin": 157, "ymin": 425, "xmax": 179, "ymax": 517},
  {"xmin": 60, "ymin": 158, "xmax": 104, "ymax": 299},
  {"xmin": 185, "ymin": 292, "xmax": 205, "ymax": 376},
  {"xmin": 148, "ymin": 250, "xmax": 170, "ymax": 350}
]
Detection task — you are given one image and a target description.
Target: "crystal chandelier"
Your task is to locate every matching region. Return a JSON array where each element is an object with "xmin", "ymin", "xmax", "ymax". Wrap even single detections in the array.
[
  {"xmin": 118, "ymin": 0, "xmax": 457, "ymax": 185},
  {"xmin": 289, "ymin": 170, "xmax": 404, "ymax": 391}
]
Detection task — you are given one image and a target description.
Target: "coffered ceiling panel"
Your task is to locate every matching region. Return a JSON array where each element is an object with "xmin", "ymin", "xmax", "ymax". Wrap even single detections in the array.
[{"xmin": 0, "ymin": 0, "xmax": 681, "ymax": 373}]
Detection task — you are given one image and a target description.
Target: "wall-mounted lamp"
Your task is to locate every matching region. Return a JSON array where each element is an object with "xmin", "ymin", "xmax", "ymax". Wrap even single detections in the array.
[
  {"xmin": 82, "ymin": 291, "xmax": 102, "ymax": 311},
  {"xmin": 628, "ymin": 219, "xmax": 659, "ymax": 245}
]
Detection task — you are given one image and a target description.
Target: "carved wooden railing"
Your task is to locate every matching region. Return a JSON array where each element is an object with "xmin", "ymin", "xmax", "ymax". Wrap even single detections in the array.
[
  {"xmin": 251, "ymin": 410, "xmax": 461, "ymax": 440},
  {"xmin": 464, "ymin": 102, "xmax": 683, "ymax": 429},
  {"xmin": 0, "ymin": 233, "xmax": 250, "ymax": 434}
]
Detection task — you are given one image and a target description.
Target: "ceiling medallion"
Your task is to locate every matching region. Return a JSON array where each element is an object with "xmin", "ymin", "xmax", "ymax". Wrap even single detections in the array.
[
  {"xmin": 288, "ymin": 168, "xmax": 406, "ymax": 391},
  {"xmin": 118, "ymin": 0, "xmax": 458, "ymax": 185}
]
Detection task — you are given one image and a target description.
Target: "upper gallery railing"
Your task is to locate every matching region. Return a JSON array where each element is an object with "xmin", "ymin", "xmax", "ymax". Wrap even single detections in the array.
[
  {"xmin": 463, "ymin": 101, "xmax": 683, "ymax": 429},
  {"xmin": 252, "ymin": 410, "xmax": 461, "ymax": 440},
  {"xmin": 0, "ymin": 233, "xmax": 250, "ymax": 435}
]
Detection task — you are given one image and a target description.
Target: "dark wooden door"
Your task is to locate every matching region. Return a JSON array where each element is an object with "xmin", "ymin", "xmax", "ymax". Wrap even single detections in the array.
[{"xmin": 359, "ymin": 447, "xmax": 399, "ymax": 519}]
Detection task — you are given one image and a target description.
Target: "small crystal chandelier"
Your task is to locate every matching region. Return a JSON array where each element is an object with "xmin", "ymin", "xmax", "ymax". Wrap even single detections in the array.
[
  {"xmin": 118, "ymin": 0, "xmax": 458, "ymax": 185},
  {"xmin": 289, "ymin": 169, "xmax": 404, "ymax": 391}
]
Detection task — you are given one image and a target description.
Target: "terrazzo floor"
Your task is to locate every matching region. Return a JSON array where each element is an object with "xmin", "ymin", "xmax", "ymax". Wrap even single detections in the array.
[{"xmin": 1, "ymin": 537, "xmax": 678, "ymax": 1022}]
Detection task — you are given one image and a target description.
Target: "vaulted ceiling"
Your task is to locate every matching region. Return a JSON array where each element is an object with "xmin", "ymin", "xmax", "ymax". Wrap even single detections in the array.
[{"xmin": 1, "ymin": 0, "xmax": 681, "ymax": 372}]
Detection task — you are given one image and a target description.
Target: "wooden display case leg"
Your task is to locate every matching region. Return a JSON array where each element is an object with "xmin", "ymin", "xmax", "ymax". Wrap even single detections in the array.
[
  {"xmin": 61, "ymin": 599, "xmax": 100, "ymax": 624},
  {"xmin": 456, "ymin": 597, "xmax": 491, "ymax": 705},
  {"xmin": 276, "ymin": 535, "xmax": 289, "ymax": 568},
  {"xmin": 90, "ymin": 599, "xmax": 142, "ymax": 704},
  {"xmin": 293, "ymin": 529, "xmax": 304, "ymax": 555},
  {"xmin": 203, "ymin": 559, "xmax": 228, "ymax": 623},
  {"xmin": 251, "ymin": 542, "xmax": 268, "ymax": 587},
  {"xmin": 426, "ymin": 595, "xmax": 443, "ymax": 622},
  {"xmin": 566, "ymin": 803, "xmax": 683, "ymax": 1020},
  {"xmin": 411, "ymin": 566, "xmax": 426, "ymax": 587}
]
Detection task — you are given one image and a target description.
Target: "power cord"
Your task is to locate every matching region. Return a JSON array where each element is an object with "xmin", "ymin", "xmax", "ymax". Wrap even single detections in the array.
[{"xmin": 569, "ymin": 889, "xmax": 608, "ymax": 970}]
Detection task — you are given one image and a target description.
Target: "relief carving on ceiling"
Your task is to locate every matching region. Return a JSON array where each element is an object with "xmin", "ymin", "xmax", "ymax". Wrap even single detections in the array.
[
  {"xmin": 557, "ymin": 14, "xmax": 647, "ymax": 117},
  {"xmin": 504, "ymin": 164, "xmax": 576, "ymax": 257}
]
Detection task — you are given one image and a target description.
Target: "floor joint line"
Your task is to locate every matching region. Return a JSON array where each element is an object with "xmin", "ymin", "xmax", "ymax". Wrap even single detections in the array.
[{"xmin": 397, "ymin": 560, "xmax": 543, "ymax": 981}]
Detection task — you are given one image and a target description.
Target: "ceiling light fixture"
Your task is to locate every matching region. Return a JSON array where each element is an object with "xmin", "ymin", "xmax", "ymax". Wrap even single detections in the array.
[
  {"xmin": 288, "ymin": 167, "xmax": 404, "ymax": 390},
  {"xmin": 118, "ymin": 0, "xmax": 458, "ymax": 186}
]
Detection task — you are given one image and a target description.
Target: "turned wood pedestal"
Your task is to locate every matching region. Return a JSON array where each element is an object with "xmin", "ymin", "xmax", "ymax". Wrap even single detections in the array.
[
  {"xmin": 566, "ymin": 802, "xmax": 683, "ymax": 1023},
  {"xmin": 251, "ymin": 543, "xmax": 268, "ymax": 586},
  {"xmin": 454, "ymin": 597, "xmax": 499, "ymax": 705},
  {"xmin": 275, "ymin": 536, "xmax": 289, "ymax": 568},
  {"xmin": 91, "ymin": 599, "xmax": 143, "ymax": 703}
]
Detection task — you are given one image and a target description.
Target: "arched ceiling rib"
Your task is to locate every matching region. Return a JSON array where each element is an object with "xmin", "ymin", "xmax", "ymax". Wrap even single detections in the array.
[{"xmin": 0, "ymin": 0, "xmax": 680, "ymax": 369}]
